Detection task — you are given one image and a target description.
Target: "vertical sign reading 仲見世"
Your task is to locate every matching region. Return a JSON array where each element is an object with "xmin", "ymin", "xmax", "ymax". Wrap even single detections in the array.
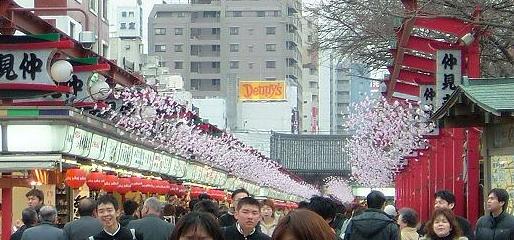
[{"xmin": 436, "ymin": 49, "xmax": 462, "ymax": 109}]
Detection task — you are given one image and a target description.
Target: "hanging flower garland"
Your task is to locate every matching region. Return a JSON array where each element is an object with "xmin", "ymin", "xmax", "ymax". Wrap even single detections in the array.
[
  {"xmin": 95, "ymin": 86, "xmax": 319, "ymax": 198},
  {"xmin": 344, "ymin": 96, "xmax": 434, "ymax": 187},
  {"xmin": 324, "ymin": 176, "xmax": 354, "ymax": 203}
]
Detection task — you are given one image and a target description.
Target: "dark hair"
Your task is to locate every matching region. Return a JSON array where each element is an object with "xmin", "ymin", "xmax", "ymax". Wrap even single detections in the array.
[
  {"xmin": 198, "ymin": 193, "xmax": 211, "ymax": 200},
  {"xmin": 189, "ymin": 199, "xmax": 200, "ymax": 211},
  {"xmin": 366, "ymin": 191, "xmax": 386, "ymax": 209},
  {"xmin": 490, "ymin": 188, "xmax": 509, "ymax": 210},
  {"xmin": 123, "ymin": 199, "xmax": 139, "ymax": 215},
  {"xmin": 236, "ymin": 197, "xmax": 260, "ymax": 211},
  {"xmin": 193, "ymin": 200, "xmax": 220, "ymax": 217},
  {"xmin": 272, "ymin": 209, "xmax": 336, "ymax": 240},
  {"xmin": 96, "ymin": 194, "xmax": 119, "ymax": 210},
  {"xmin": 307, "ymin": 196, "xmax": 337, "ymax": 221},
  {"xmin": 297, "ymin": 201, "xmax": 309, "ymax": 209},
  {"xmin": 21, "ymin": 207, "xmax": 38, "ymax": 226},
  {"xmin": 25, "ymin": 189, "xmax": 44, "ymax": 203},
  {"xmin": 434, "ymin": 190, "xmax": 456, "ymax": 205},
  {"xmin": 398, "ymin": 208, "xmax": 418, "ymax": 228},
  {"xmin": 78, "ymin": 198, "xmax": 97, "ymax": 217},
  {"xmin": 232, "ymin": 188, "xmax": 249, "ymax": 199},
  {"xmin": 169, "ymin": 212, "xmax": 224, "ymax": 240},
  {"xmin": 163, "ymin": 203, "xmax": 176, "ymax": 216},
  {"xmin": 425, "ymin": 208, "xmax": 462, "ymax": 239}
]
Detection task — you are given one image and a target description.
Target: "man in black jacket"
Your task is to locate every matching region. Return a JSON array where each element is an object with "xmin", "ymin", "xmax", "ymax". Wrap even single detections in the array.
[
  {"xmin": 344, "ymin": 190, "xmax": 399, "ymax": 240},
  {"xmin": 219, "ymin": 188, "xmax": 249, "ymax": 227},
  {"xmin": 418, "ymin": 190, "xmax": 474, "ymax": 240},
  {"xmin": 10, "ymin": 208, "xmax": 37, "ymax": 240},
  {"xmin": 222, "ymin": 197, "xmax": 270, "ymax": 240},
  {"xmin": 127, "ymin": 197, "xmax": 173, "ymax": 240},
  {"xmin": 476, "ymin": 188, "xmax": 514, "ymax": 240},
  {"xmin": 63, "ymin": 198, "xmax": 102, "ymax": 240}
]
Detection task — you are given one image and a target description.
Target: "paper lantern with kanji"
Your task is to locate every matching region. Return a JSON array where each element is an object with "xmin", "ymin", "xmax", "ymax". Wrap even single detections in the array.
[
  {"xmin": 190, "ymin": 187, "xmax": 205, "ymax": 198},
  {"xmin": 158, "ymin": 181, "xmax": 170, "ymax": 195},
  {"xmin": 117, "ymin": 177, "xmax": 132, "ymax": 195},
  {"xmin": 65, "ymin": 168, "xmax": 87, "ymax": 189},
  {"xmin": 208, "ymin": 189, "xmax": 225, "ymax": 201},
  {"xmin": 141, "ymin": 179, "xmax": 154, "ymax": 194},
  {"xmin": 130, "ymin": 177, "xmax": 143, "ymax": 192},
  {"xmin": 86, "ymin": 172, "xmax": 105, "ymax": 191},
  {"xmin": 103, "ymin": 175, "xmax": 119, "ymax": 192}
]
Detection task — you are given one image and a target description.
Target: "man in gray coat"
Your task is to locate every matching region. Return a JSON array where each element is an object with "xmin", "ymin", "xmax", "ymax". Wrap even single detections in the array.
[
  {"xmin": 21, "ymin": 206, "xmax": 64, "ymax": 240},
  {"xmin": 127, "ymin": 197, "xmax": 173, "ymax": 240},
  {"xmin": 63, "ymin": 198, "xmax": 103, "ymax": 240}
]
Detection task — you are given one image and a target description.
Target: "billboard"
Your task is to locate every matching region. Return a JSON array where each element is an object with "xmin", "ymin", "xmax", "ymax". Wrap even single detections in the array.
[{"xmin": 239, "ymin": 81, "xmax": 286, "ymax": 101}]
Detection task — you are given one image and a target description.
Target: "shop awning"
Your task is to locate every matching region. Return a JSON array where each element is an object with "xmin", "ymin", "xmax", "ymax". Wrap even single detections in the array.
[{"xmin": 0, "ymin": 154, "xmax": 61, "ymax": 171}]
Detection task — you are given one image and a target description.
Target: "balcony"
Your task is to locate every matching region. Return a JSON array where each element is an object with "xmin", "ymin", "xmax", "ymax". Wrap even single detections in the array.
[
  {"xmin": 190, "ymin": 28, "xmax": 220, "ymax": 41},
  {"xmin": 190, "ymin": 62, "xmax": 221, "ymax": 74},
  {"xmin": 191, "ymin": 0, "xmax": 221, "ymax": 4},
  {"xmin": 191, "ymin": 11, "xmax": 221, "ymax": 23},
  {"xmin": 191, "ymin": 45, "xmax": 221, "ymax": 57}
]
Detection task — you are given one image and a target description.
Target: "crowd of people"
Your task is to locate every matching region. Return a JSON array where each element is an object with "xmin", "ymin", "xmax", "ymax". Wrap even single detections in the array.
[{"xmin": 9, "ymin": 186, "xmax": 514, "ymax": 240}]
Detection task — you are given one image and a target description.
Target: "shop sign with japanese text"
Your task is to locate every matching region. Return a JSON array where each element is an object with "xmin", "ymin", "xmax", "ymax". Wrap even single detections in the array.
[
  {"xmin": 436, "ymin": 50, "xmax": 461, "ymax": 109},
  {"xmin": 0, "ymin": 50, "xmax": 52, "ymax": 84},
  {"xmin": 420, "ymin": 85, "xmax": 439, "ymax": 136}
]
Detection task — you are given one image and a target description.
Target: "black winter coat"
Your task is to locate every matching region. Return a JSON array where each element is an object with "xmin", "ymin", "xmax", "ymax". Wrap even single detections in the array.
[
  {"xmin": 221, "ymin": 225, "xmax": 271, "ymax": 240},
  {"xmin": 475, "ymin": 211, "xmax": 514, "ymax": 240},
  {"xmin": 344, "ymin": 208, "xmax": 400, "ymax": 240}
]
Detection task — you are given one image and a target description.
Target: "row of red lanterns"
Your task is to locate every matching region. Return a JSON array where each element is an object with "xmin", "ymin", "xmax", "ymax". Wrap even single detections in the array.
[{"xmin": 64, "ymin": 169, "xmax": 186, "ymax": 195}]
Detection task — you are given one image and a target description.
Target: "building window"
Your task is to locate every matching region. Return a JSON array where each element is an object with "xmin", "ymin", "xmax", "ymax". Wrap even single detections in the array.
[
  {"xmin": 212, "ymin": 79, "xmax": 221, "ymax": 90},
  {"xmin": 265, "ymin": 77, "xmax": 277, "ymax": 80},
  {"xmin": 175, "ymin": 62, "xmax": 183, "ymax": 69},
  {"xmin": 69, "ymin": 22, "xmax": 75, "ymax": 38},
  {"xmin": 266, "ymin": 44, "xmax": 276, "ymax": 52},
  {"xmin": 158, "ymin": 61, "xmax": 166, "ymax": 67},
  {"xmin": 191, "ymin": 79, "xmax": 200, "ymax": 90},
  {"xmin": 212, "ymin": 45, "xmax": 220, "ymax": 52},
  {"xmin": 248, "ymin": 28, "xmax": 254, "ymax": 35},
  {"xmin": 129, "ymin": 11, "xmax": 134, "ymax": 17},
  {"xmin": 308, "ymin": 35, "xmax": 313, "ymax": 42},
  {"xmin": 174, "ymin": 44, "xmax": 183, "ymax": 52},
  {"xmin": 266, "ymin": 61, "xmax": 276, "ymax": 68},
  {"xmin": 229, "ymin": 27, "xmax": 239, "ymax": 35},
  {"xmin": 122, "ymin": 11, "xmax": 127, "ymax": 17},
  {"xmin": 248, "ymin": 62, "xmax": 254, "ymax": 69},
  {"xmin": 102, "ymin": 43, "xmax": 109, "ymax": 58},
  {"xmin": 155, "ymin": 44, "xmax": 166, "ymax": 52},
  {"xmin": 120, "ymin": 23, "xmax": 126, "ymax": 29},
  {"xmin": 212, "ymin": 28, "xmax": 220, "ymax": 35},
  {"xmin": 248, "ymin": 45, "xmax": 254, "ymax": 52},
  {"xmin": 129, "ymin": 22, "xmax": 135, "ymax": 29},
  {"xmin": 89, "ymin": 0, "xmax": 97, "ymax": 13},
  {"xmin": 154, "ymin": 28, "xmax": 166, "ymax": 35},
  {"xmin": 257, "ymin": 11, "xmax": 265, "ymax": 17},
  {"xmin": 212, "ymin": 62, "xmax": 220, "ymax": 69},
  {"xmin": 102, "ymin": 0, "xmax": 107, "ymax": 19},
  {"xmin": 177, "ymin": 12, "xmax": 185, "ymax": 17},
  {"xmin": 230, "ymin": 61, "xmax": 239, "ymax": 69},
  {"xmin": 175, "ymin": 28, "xmax": 183, "ymax": 35},
  {"xmin": 230, "ymin": 44, "xmax": 239, "ymax": 52},
  {"xmin": 233, "ymin": 11, "xmax": 242, "ymax": 17},
  {"xmin": 266, "ymin": 27, "xmax": 276, "ymax": 35}
]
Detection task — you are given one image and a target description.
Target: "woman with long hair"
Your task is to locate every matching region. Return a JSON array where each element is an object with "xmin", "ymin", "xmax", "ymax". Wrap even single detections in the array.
[
  {"xmin": 272, "ymin": 209, "xmax": 336, "ymax": 240},
  {"xmin": 420, "ymin": 208, "xmax": 468, "ymax": 240}
]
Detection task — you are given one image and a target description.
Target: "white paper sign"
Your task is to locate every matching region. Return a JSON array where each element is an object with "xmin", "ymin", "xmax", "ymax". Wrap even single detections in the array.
[{"xmin": 436, "ymin": 50, "xmax": 461, "ymax": 109}]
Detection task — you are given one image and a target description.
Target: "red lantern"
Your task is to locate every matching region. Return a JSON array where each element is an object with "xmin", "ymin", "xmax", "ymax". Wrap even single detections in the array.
[
  {"xmin": 117, "ymin": 177, "xmax": 132, "ymax": 195},
  {"xmin": 152, "ymin": 179, "xmax": 161, "ymax": 194},
  {"xmin": 190, "ymin": 187, "xmax": 205, "ymax": 198},
  {"xmin": 130, "ymin": 177, "xmax": 143, "ymax": 192},
  {"xmin": 86, "ymin": 172, "xmax": 105, "ymax": 191},
  {"xmin": 175, "ymin": 185, "xmax": 186, "ymax": 197},
  {"xmin": 65, "ymin": 168, "xmax": 86, "ymax": 189},
  {"xmin": 159, "ymin": 181, "xmax": 170, "ymax": 195},
  {"xmin": 103, "ymin": 175, "xmax": 119, "ymax": 192},
  {"xmin": 207, "ymin": 189, "xmax": 224, "ymax": 201},
  {"xmin": 141, "ymin": 179, "xmax": 154, "ymax": 194}
]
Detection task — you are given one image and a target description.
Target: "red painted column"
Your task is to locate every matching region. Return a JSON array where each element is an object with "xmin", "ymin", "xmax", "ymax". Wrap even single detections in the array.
[
  {"xmin": 2, "ymin": 187, "xmax": 12, "ymax": 240},
  {"xmin": 453, "ymin": 128, "xmax": 465, "ymax": 217},
  {"xmin": 467, "ymin": 127, "xmax": 481, "ymax": 226}
]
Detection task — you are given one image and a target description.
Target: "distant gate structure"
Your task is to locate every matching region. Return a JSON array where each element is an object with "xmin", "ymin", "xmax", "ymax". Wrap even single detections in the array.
[{"xmin": 270, "ymin": 132, "xmax": 351, "ymax": 184}]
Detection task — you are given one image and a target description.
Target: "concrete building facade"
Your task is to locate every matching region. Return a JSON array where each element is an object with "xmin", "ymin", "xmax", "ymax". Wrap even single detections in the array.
[
  {"xmin": 148, "ymin": 0, "xmax": 303, "ymax": 132},
  {"xmin": 16, "ymin": 0, "xmax": 111, "ymax": 56},
  {"xmin": 300, "ymin": 17, "xmax": 319, "ymax": 133}
]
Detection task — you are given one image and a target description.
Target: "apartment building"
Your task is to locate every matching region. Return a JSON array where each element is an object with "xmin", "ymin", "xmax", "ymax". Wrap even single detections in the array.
[{"xmin": 148, "ymin": 0, "xmax": 303, "ymax": 132}]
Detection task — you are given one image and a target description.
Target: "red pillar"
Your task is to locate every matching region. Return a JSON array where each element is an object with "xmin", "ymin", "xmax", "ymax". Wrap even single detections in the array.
[
  {"xmin": 2, "ymin": 187, "xmax": 12, "ymax": 240},
  {"xmin": 467, "ymin": 128, "xmax": 481, "ymax": 226}
]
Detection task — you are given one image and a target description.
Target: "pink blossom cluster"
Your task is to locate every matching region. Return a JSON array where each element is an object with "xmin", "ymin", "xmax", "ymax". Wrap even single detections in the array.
[
  {"xmin": 344, "ymin": 96, "xmax": 434, "ymax": 187},
  {"xmin": 324, "ymin": 176, "xmax": 354, "ymax": 203},
  {"xmin": 99, "ymin": 87, "xmax": 319, "ymax": 198}
]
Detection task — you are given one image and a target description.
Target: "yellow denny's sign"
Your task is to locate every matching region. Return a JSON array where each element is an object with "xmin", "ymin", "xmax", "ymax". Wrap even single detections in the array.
[{"xmin": 239, "ymin": 81, "xmax": 286, "ymax": 101}]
